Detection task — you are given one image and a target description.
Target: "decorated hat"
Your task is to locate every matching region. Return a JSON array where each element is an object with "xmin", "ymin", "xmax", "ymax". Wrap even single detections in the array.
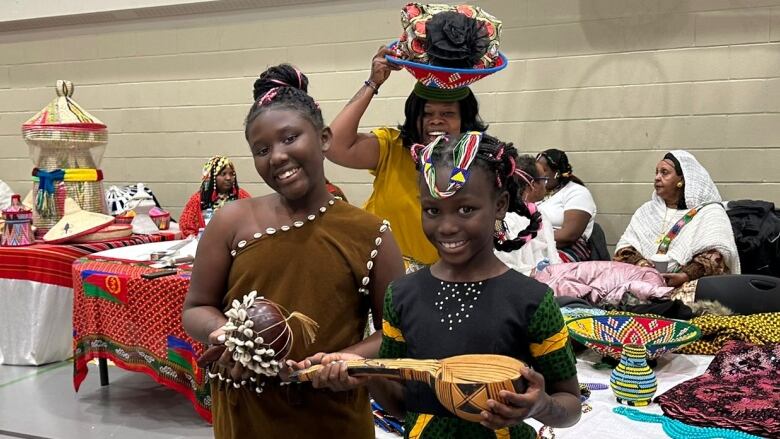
[
  {"xmin": 71, "ymin": 223, "xmax": 133, "ymax": 243},
  {"xmin": 43, "ymin": 198, "xmax": 115, "ymax": 244},
  {"xmin": 387, "ymin": 3, "xmax": 506, "ymax": 100},
  {"xmin": 105, "ymin": 185, "xmax": 133, "ymax": 216},
  {"xmin": 22, "ymin": 80, "xmax": 107, "ymax": 145}
]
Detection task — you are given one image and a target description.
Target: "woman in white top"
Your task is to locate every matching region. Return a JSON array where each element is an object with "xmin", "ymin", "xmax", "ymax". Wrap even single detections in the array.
[
  {"xmin": 495, "ymin": 155, "xmax": 561, "ymax": 275},
  {"xmin": 535, "ymin": 149, "xmax": 597, "ymax": 262}
]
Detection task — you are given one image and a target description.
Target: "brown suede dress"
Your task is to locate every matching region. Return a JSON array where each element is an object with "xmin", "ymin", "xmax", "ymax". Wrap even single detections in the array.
[{"xmin": 210, "ymin": 200, "xmax": 386, "ymax": 439}]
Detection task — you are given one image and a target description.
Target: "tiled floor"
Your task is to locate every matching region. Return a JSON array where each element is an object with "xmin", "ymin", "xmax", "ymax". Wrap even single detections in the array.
[{"xmin": 0, "ymin": 361, "xmax": 212, "ymax": 439}]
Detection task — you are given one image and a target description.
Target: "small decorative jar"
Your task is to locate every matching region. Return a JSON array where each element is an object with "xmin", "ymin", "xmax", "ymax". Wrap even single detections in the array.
[
  {"xmin": 2, "ymin": 194, "xmax": 34, "ymax": 247},
  {"xmin": 149, "ymin": 207, "xmax": 171, "ymax": 230},
  {"xmin": 114, "ymin": 211, "xmax": 135, "ymax": 225},
  {"xmin": 610, "ymin": 343, "xmax": 657, "ymax": 407}
]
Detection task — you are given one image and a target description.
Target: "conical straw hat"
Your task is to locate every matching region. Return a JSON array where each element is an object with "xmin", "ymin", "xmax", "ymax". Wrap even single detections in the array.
[
  {"xmin": 22, "ymin": 80, "xmax": 107, "ymax": 143},
  {"xmin": 43, "ymin": 198, "xmax": 114, "ymax": 244}
]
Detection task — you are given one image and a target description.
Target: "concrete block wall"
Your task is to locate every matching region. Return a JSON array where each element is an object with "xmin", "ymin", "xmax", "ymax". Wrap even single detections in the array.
[{"xmin": 1, "ymin": 0, "xmax": 779, "ymax": 246}]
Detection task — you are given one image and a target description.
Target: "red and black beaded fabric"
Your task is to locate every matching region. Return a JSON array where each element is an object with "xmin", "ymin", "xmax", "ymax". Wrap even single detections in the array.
[
  {"xmin": 379, "ymin": 268, "xmax": 577, "ymax": 439},
  {"xmin": 656, "ymin": 340, "xmax": 780, "ymax": 437}
]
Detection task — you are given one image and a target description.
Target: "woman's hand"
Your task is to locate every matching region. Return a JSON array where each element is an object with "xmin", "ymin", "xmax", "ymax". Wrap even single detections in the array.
[
  {"xmin": 637, "ymin": 259, "xmax": 654, "ymax": 268},
  {"xmin": 369, "ymin": 45, "xmax": 402, "ymax": 87},
  {"xmin": 279, "ymin": 351, "xmax": 327, "ymax": 380},
  {"xmin": 662, "ymin": 272, "xmax": 690, "ymax": 287},
  {"xmin": 480, "ymin": 365, "xmax": 551, "ymax": 430},
  {"xmin": 311, "ymin": 352, "xmax": 370, "ymax": 392},
  {"xmin": 196, "ymin": 327, "xmax": 227, "ymax": 368}
]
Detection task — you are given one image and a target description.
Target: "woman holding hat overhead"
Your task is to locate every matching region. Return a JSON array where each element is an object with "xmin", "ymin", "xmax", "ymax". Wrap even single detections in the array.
[
  {"xmin": 535, "ymin": 149, "xmax": 597, "ymax": 262},
  {"xmin": 179, "ymin": 156, "xmax": 252, "ymax": 237},
  {"xmin": 326, "ymin": 3, "xmax": 504, "ymax": 272}
]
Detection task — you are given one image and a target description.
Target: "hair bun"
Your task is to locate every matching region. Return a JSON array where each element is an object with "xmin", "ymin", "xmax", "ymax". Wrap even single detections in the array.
[{"xmin": 252, "ymin": 64, "xmax": 309, "ymax": 100}]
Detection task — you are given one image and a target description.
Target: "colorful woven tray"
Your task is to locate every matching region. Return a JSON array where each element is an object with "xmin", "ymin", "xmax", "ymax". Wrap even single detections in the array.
[
  {"xmin": 566, "ymin": 315, "xmax": 701, "ymax": 360},
  {"xmin": 385, "ymin": 41, "xmax": 507, "ymax": 90}
]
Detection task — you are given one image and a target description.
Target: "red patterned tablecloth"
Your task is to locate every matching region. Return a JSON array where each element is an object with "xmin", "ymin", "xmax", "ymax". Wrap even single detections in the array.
[
  {"xmin": 0, "ymin": 233, "xmax": 179, "ymax": 287},
  {"xmin": 72, "ymin": 257, "xmax": 210, "ymax": 422}
]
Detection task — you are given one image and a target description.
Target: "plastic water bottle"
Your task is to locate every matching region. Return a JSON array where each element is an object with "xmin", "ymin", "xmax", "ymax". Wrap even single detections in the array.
[{"xmin": 203, "ymin": 208, "xmax": 214, "ymax": 225}]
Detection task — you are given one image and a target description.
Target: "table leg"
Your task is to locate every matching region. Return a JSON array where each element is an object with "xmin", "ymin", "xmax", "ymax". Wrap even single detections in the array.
[{"xmin": 98, "ymin": 358, "xmax": 109, "ymax": 386}]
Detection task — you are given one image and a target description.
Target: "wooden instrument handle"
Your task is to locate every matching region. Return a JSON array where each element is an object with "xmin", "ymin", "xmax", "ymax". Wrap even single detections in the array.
[{"xmin": 287, "ymin": 358, "xmax": 438, "ymax": 383}]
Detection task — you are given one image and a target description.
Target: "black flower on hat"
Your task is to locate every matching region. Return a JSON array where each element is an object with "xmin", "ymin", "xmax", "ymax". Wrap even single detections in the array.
[{"xmin": 425, "ymin": 11, "xmax": 489, "ymax": 68}]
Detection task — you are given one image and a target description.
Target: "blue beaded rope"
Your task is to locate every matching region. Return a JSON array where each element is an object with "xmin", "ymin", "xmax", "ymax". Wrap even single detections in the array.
[{"xmin": 613, "ymin": 407, "xmax": 764, "ymax": 439}]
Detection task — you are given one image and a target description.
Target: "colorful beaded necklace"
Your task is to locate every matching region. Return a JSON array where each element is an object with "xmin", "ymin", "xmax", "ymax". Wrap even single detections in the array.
[
  {"xmin": 657, "ymin": 201, "xmax": 720, "ymax": 255},
  {"xmin": 420, "ymin": 131, "xmax": 482, "ymax": 199},
  {"xmin": 614, "ymin": 407, "xmax": 763, "ymax": 439}
]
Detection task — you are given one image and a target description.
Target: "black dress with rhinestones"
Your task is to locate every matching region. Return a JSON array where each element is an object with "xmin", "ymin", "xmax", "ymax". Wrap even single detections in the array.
[{"xmin": 379, "ymin": 267, "xmax": 577, "ymax": 439}]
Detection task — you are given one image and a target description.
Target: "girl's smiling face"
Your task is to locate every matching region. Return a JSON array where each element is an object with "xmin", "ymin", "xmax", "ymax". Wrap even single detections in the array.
[
  {"xmin": 247, "ymin": 108, "xmax": 331, "ymax": 202},
  {"xmin": 420, "ymin": 165, "xmax": 508, "ymax": 272}
]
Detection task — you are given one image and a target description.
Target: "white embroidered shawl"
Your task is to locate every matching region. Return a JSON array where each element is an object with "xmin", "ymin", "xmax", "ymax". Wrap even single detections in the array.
[{"xmin": 616, "ymin": 150, "xmax": 740, "ymax": 274}]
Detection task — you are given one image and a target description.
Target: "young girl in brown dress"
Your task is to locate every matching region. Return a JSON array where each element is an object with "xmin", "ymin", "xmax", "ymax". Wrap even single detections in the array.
[{"xmin": 182, "ymin": 64, "xmax": 404, "ymax": 438}]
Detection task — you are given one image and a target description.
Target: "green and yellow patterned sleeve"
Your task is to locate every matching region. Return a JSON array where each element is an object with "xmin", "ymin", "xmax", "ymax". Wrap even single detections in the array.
[
  {"xmin": 378, "ymin": 283, "xmax": 407, "ymax": 359},
  {"xmin": 527, "ymin": 290, "xmax": 577, "ymax": 383}
]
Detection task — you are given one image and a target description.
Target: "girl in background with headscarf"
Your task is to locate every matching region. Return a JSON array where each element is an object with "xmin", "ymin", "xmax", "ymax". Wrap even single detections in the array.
[
  {"xmin": 615, "ymin": 150, "xmax": 740, "ymax": 302},
  {"xmin": 535, "ymin": 149, "xmax": 597, "ymax": 262},
  {"xmin": 179, "ymin": 156, "xmax": 252, "ymax": 237}
]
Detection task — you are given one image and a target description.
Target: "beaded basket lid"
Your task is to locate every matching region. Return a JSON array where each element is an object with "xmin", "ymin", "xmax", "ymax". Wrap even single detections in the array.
[
  {"xmin": 567, "ymin": 315, "xmax": 701, "ymax": 361},
  {"xmin": 2, "ymin": 194, "xmax": 32, "ymax": 221},
  {"xmin": 386, "ymin": 41, "xmax": 508, "ymax": 91},
  {"xmin": 22, "ymin": 80, "xmax": 107, "ymax": 143}
]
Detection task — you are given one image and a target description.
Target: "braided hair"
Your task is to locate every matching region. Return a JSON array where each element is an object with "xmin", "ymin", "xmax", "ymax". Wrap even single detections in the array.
[
  {"xmin": 245, "ymin": 64, "xmax": 323, "ymax": 139},
  {"xmin": 412, "ymin": 133, "xmax": 542, "ymax": 252},
  {"xmin": 536, "ymin": 148, "xmax": 586, "ymax": 187},
  {"xmin": 200, "ymin": 155, "xmax": 239, "ymax": 210}
]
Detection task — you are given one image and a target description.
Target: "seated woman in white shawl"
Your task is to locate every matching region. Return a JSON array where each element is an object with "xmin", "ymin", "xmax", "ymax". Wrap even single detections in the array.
[
  {"xmin": 614, "ymin": 150, "xmax": 740, "ymax": 300},
  {"xmin": 495, "ymin": 155, "xmax": 561, "ymax": 275}
]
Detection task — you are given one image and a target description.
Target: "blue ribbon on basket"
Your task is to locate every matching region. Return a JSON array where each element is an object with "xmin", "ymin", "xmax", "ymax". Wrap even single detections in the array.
[{"xmin": 35, "ymin": 169, "xmax": 65, "ymax": 194}]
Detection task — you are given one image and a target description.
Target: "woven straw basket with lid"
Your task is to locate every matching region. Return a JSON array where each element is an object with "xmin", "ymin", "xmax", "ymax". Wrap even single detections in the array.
[{"xmin": 22, "ymin": 80, "xmax": 108, "ymax": 235}]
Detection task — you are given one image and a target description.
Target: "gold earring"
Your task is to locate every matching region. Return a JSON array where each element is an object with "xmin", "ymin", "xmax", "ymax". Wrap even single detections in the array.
[{"xmin": 676, "ymin": 181, "xmax": 684, "ymax": 188}]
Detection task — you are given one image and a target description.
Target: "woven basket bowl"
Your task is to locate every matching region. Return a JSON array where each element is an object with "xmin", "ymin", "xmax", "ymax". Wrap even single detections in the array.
[{"xmin": 566, "ymin": 315, "xmax": 701, "ymax": 361}]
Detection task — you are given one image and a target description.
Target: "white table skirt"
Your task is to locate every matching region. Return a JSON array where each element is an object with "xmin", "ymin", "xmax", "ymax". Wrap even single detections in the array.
[{"xmin": 0, "ymin": 278, "xmax": 73, "ymax": 365}]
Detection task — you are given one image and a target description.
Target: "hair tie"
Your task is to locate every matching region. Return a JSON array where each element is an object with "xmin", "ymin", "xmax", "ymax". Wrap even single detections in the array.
[
  {"xmin": 495, "ymin": 145, "xmax": 505, "ymax": 161},
  {"xmin": 507, "ymin": 156, "xmax": 516, "ymax": 177},
  {"xmin": 513, "ymin": 168, "xmax": 533, "ymax": 187},
  {"xmin": 258, "ymin": 87, "xmax": 281, "ymax": 106},
  {"xmin": 410, "ymin": 143, "xmax": 424, "ymax": 163},
  {"xmin": 294, "ymin": 68, "xmax": 303, "ymax": 89},
  {"xmin": 526, "ymin": 201, "xmax": 538, "ymax": 216},
  {"xmin": 269, "ymin": 79, "xmax": 290, "ymax": 87}
]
